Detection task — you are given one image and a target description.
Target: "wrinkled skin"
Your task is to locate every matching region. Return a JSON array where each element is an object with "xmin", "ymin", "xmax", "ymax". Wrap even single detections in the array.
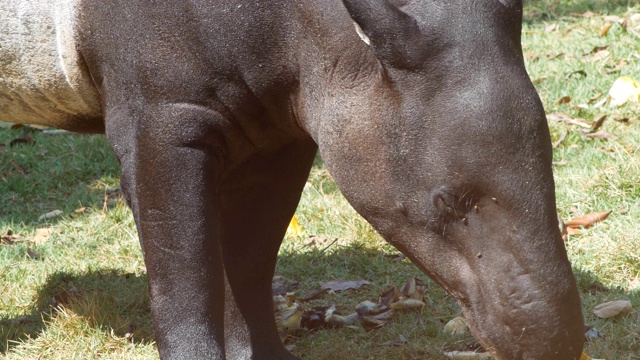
[{"xmin": 5, "ymin": 0, "xmax": 584, "ymax": 359}]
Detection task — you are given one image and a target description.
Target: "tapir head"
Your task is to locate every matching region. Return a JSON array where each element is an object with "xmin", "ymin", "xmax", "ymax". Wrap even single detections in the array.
[{"xmin": 305, "ymin": 0, "xmax": 584, "ymax": 358}]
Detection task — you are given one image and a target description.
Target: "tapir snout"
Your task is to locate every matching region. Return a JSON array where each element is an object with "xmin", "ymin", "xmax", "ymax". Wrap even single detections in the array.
[{"xmin": 1, "ymin": 0, "xmax": 583, "ymax": 358}]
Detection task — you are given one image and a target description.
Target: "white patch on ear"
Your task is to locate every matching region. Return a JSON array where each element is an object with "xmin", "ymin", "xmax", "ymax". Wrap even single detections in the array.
[{"xmin": 353, "ymin": 21, "xmax": 371, "ymax": 46}]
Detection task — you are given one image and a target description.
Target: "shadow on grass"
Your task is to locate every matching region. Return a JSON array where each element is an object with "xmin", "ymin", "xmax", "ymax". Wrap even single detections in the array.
[
  {"xmin": 524, "ymin": 0, "xmax": 636, "ymax": 23},
  {"xmin": 0, "ymin": 269, "xmax": 153, "ymax": 354},
  {"xmin": 1, "ymin": 241, "xmax": 638, "ymax": 356}
]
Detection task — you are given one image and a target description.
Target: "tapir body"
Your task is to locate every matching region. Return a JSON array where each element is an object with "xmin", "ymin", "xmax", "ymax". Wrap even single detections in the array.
[{"xmin": 1, "ymin": 1, "xmax": 584, "ymax": 359}]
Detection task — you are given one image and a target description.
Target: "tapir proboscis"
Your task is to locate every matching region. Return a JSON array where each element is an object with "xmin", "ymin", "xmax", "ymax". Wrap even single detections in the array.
[{"xmin": 1, "ymin": 0, "xmax": 585, "ymax": 359}]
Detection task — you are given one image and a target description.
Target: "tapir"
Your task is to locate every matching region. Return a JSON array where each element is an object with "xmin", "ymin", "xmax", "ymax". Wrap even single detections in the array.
[{"xmin": 0, "ymin": 0, "xmax": 585, "ymax": 359}]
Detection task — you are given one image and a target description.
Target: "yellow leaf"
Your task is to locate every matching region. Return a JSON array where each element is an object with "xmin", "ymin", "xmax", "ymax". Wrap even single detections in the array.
[
  {"xmin": 32, "ymin": 228, "xmax": 52, "ymax": 244},
  {"xmin": 275, "ymin": 302, "xmax": 302, "ymax": 330},
  {"xmin": 286, "ymin": 215, "xmax": 305, "ymax": 236},
  {"xmin": 580, "ymin": 352, "xmax": 592, "ymax": 360},
  {"xmin": 599, "ymin": 23, "xmax": 613, "ymax": 36},
  {"xmin": 608, "ymin": 76, "xmax": 640, "ymax": 106}
]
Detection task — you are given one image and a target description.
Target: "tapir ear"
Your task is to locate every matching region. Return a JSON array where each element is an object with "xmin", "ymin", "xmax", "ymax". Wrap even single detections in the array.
[{"xmin": 342, "ymin": 0, "xmax": 426, "ymax": 69}]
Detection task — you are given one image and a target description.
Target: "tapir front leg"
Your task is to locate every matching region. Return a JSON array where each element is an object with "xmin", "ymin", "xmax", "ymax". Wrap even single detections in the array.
[
  {"xmin": 107, "ymin": 103, "xmax": 228, "ymax": 359},
  {"xmin": 220, "ymin": 140, "xmax": 317, "ymax": 360}
]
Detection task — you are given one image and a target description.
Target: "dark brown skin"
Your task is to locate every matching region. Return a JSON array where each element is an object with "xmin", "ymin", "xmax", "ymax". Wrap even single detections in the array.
[{"xmin": 28, "ymin": 0, "xmax": 586, "ymax": 358}]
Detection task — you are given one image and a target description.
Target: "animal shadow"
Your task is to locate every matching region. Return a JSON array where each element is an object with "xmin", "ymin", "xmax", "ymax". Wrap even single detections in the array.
[{"xmin": 0, "ymin": 269, "xmax": 153, "ymax": 353}]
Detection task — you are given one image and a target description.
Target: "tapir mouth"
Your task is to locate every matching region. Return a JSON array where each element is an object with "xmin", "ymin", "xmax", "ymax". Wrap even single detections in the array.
[{"xmin": 451, "ymin": 273, "xmax": 584, "ymax": 360}]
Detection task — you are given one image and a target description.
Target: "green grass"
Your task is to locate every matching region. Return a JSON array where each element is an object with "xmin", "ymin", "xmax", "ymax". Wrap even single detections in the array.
[{"xmin": 2, "ymin": 3, "xmax": 640, "ymax": 359}]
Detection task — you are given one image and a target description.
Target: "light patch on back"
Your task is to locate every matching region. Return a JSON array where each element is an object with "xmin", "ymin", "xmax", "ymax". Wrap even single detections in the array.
[
  {"xmin": 0, "ymin": 0, "xmax": 101, "ymax": 127},
  {"xmin": 353, "ymin": 21, "xmax": 371, "ymax": 46}
]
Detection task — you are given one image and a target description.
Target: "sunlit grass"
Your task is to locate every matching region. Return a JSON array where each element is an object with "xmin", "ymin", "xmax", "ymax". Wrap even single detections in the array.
[{"xmin": 2, "ymin": 3, "xmax": 640, "ymax": 359}]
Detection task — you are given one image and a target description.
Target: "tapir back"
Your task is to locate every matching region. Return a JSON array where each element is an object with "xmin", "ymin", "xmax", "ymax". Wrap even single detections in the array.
[{"xmin": 0, "ymin": 0, "xmax": 102, "ymax": 132}]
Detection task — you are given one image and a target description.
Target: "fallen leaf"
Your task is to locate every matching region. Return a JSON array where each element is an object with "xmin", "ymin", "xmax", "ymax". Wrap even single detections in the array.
[
  {"xmin": 586, "ymin": 50, "xmax": 610, "ymax": 62},
  {"xmin": 390, "ymin": 298, "xmax": 425, "ymax": 311},
  {"xmin": 38, "ymin": 210, "xmax": 63, "ymax": 221},
  {"xmin": 355, "ymin": 300, "xmax": 388, "ymax": 316},
  {"xmin": 286, "ymin": 215, "xmax": 305, "ymax": 237},
  {"xmin": 608, "ymin": 76, "xmax": 640, "ymax": 106},
  {"xmin": 1, "ymin": 230, "xmax": 27, "ymax": 245},
  {"xmin": 588, "ymin": 93, "xmax": 603, "ymax": 103},
  {"xmin": 584, "ymin": 130, "xmax": 614, "ymax": 140},
  {"xmin": 584, "ymin": 325, "xmax": 605, "ymax": 341},
  {"xmin": 444, "ymin": 351, "xmax": 492, "ymax": 359},
  {"xmin": 324, "ymin": 305, "xmax": 360, "ymax": 327},
  {"xmin": 557, "ymin": 96, "xmax": 572, "ymax": 104},
  {"xmin": 32, "ymin": 228, "xmax": 52, "ymax": 244},
  {"xmin": 379, "ymin": 335, "xmax": 407, "ymax": 347},
  {"xmin": 573, "ymin": 11, "xmax": 596, "ymax": 18},
  {"xmin": 583, "ymin": 45, "xmax": 609, "ymax": 55},
  {"xmin": 599, "ymin": 23, "xmax": 613, "ymax": 36},
  {"xmin": 275, "ymin": 302, "xmax": 302, "ymax": 330},
  {"xmin": 546, "ymin": 52, "xmax": 564, "ymax": 60},
  {"xmin": 545, "ymin": 23, "xmax": 558, "ymax": 32},
  {"xmin": 567, "ymin": 227, "xmax": 582, "ymax": 236},
  {"xmin": 591, "ymin": 115, "xmax": 607, "ymax": 130},
  {"xmin": 593, "ymin": 299, "xmax": 633, "ymax": 318},
  {"xmin": 320, "ymin": 279, "xmax": 371, "ymax": 291},
  {"xmin": 400, "ymin": 277, "xmax": 425, "ymax": 300},
  {"xmin": 27, "ymin": 249, "xmax": 41, "ymax": 260},
  {"xmin": 444, "ymin": 317, "xmax": 468, "ymax": 336},
  {"xmin": 566, "ymin": 211, "xmax": 612, "ymax": 228},
  {"xmin": 360, "ymin": 309, "xmax": 395, "ymax": 328},
  {"xmin": 546, "ymin": 113, "xmax": 591, "ymax": 128},
  {"xmin": 603, "ymin": 59, "xmax": 627, "ymax": 75}
]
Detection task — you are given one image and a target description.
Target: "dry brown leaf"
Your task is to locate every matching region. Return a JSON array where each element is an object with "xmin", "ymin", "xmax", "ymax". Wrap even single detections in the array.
[
  {"xmin": 32, "ymin": 228, "xmax": 52, "ymax": 244},
  {"xmin": 587, "ymin": 50, "xmax": 610, "ymax": 62},
  {"xmin": 566, "ymin": 211, "xmax": 612, "ymax": 228},
  {"xmin": 572, "ymin": 11, "xmax": 596, "ymax": 18},
  {"xmin": 444, "ymin": 351, "xmax": 492, "ymax": 359},
  {"xmin": 443, "ymin": 317, "xmax": 468, "ymax": 336},
  {"xmin": 355, "ymin": 300, "xmax": 388, "ymax": 316},
  {"xmin": 585, "ymin": 130, "xmax": 614, "ymax": 140},
  {"xmin": 588, "ymin": 93, "xmax": 603, "ymax": 103},
  {"xmin": 599, "ymin": 23, "xmax": 613, "ymax": 36},
  {"xmin": 1, "ymin": 230, "xmax": 27, "ymax": 245},
  {"xmin": 360, "ymin": 309, "xmax": 395, "ymax": 328},
  {"xmin": 593, "ymin": 300, "xmax": 633, "ymax": 318},
  {"xmin": 320, "ymin": 279, "xmax": 371, "ymax": 291},
  {"xmin": 547, "ymin": 113, "xmax": 591, "ymax": 128},
  {"xmin": 546, "ymin": 52, "xmax": 564, "ymax": 60},
  {"xmin": 379, "ymin": 335, "xmax": 407, "ymax": 347},
  {"xmin": 390, "ymin": 298, "xmax": 425, "ymax": 311},
  {"xmin": 583, "ymin": 46, "xmax": 610, "ymax": 55},
  {"xmin": 591, "ymin": 115, "xmax": 607, "ymax": 130},
  {"xmin": 567, "ymin": 227, "xmax": 582, "ymax": 236},
  {"xmin": 557, "ymin": 96, "xmax": 572, "ymax": 104},
  {"xmin": 38, "ymin": 210, "xmax": 63, "ymax": 221},
  {"xmin": 604, "ymin": 59, "xmax": 627, "ymax": 75}
]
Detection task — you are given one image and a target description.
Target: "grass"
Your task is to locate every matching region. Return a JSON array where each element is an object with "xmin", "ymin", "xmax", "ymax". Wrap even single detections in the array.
[{"xmin": 1, "ymin": 2, "xmax": 640, "ymax": 359}]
